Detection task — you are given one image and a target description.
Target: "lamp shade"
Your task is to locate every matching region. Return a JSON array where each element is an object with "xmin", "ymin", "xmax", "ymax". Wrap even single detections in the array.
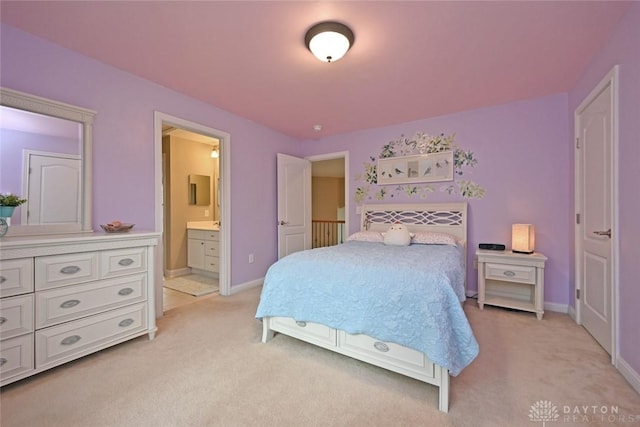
[
  {"xmin": 512, "ymin": 224, "xmax": 535, "ymax": 254},
  {"xmin": 305, "ymin": 22, "xmax": 354, "ymax": 63}
]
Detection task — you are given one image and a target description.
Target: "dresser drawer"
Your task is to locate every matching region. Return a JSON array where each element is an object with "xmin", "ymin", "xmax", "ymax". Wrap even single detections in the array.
[
  {"xmin": 204, "ymin": 241, "xmax": 219, "ymax": 257},
  {"xmin": 0, "ymin": 294, "xmax": 34, "ymax": 340},
  {"xmin": 338, "ymin": 331, "xmax": 434, "ymax": 377},
  {"xmin": 36, "ymin": 302, "xmax": 147, "ymax": 369},
  {"xmin": 270, "ymin": 317, "xmax": 336, "ymax": 348},
  {"xmin": 36, "ymin": 274, "xmax": 146, "ymax": 328},
  {"xmin": 485, "ymin": 262, "xmax": 536, "ymax": 285},
  {"xmin": 35, "ymin": 253, "xmax": 99, "ymax": 290},
  {"xmin": 100, "ymin": 247, "xmax": 147, "ymax": 279},
  {"xmin": 0, "ymin": 258, "xmax": 34, "ymax": 297},
  {"xmin": 0, "ymin": 334, "xmax": 34, "ymax": 384}
]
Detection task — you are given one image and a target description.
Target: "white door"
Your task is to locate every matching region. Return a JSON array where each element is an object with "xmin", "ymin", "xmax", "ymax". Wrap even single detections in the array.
[
  {"xmin": 277, "ymin": 153, "xmax": 311, "ymax": 259},
  {"xmin": 575, "ymin": 67, "xmax": 618, "ymax": 358},
  {"xmin": 26, "ymin": 152, "xmax": 81, "ymax": 225}
]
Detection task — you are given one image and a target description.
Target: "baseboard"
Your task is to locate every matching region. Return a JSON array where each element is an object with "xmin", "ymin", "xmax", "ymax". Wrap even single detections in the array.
[
  {"xmin": 567, "ymin": 304, "xmax": 577, "ymax": 321},
  {"xmin": 616, "ymin": 356, "xmax": 640, "ymax": 394},
  {"xmin": 544, "ymin": 301, "xmax": 569, "ymax": 314},
  {"xmin": 229, "ymin": 277, "xmax": 263, "ymax": 295},
  {"xmin": 163, "ymin": 267, "xmax": 191, "ymax": 279}
]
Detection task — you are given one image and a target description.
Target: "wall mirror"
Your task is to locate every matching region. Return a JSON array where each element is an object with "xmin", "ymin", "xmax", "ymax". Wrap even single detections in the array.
[
  {"xmin": 188, "ymin": 174, "xmax": 211, "ymax": 206},
  {"xmin": 0, "ymin": 88, "xmax": 95, "ymax": 236}
]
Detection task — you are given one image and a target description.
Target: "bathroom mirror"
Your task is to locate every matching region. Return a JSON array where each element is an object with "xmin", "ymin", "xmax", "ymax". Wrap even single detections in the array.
[
  {"xmin": 0, "ymin": 88, "xmax": 95, "ymax": 236},
  {"xmin": 188, "ymin": 174, "xmax": 210, "ymax": 206}
]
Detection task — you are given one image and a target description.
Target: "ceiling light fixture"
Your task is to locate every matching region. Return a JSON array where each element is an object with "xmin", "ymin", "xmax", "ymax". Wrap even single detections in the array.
[{"xmin": 305, "ymin": 21, "xmax": 354, "ymax": 63}]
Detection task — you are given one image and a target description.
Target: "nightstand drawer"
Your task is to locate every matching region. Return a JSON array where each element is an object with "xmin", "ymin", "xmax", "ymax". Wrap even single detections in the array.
[{"xmin": 485, "ymin": 262, "xmax": 536, "ymax": 285}]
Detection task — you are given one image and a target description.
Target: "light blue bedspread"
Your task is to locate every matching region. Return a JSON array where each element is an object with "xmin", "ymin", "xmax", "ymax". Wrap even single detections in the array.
[{"xmin": 255, "ymin": 241, "xmax": 479, "ymax": 376}]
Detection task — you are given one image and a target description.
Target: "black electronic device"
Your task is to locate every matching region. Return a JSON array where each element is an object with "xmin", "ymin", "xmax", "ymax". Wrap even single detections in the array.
[{"xmin": 479, "ymin": 243, "xmax": 506, "ymax": 251}]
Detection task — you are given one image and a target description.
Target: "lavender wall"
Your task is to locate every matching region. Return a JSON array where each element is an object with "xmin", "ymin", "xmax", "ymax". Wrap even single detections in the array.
[
  {"xmin": 568, "ymin": 3, "xmax": 640, "ymax": 383},
  {"xmin": 0, "ymin": 23, "xmax": 301, "ymax": 287},
  {"xmin": 301, "ymin": 94, "xmax": 572, "ymax": 305},
  {"xmin": 2, "ymin": 7, "xmax": 638, "ymax": 384}
]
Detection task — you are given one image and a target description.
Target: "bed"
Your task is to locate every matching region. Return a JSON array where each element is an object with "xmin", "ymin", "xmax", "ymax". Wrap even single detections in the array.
[{"xmin": 255, "ymin": 203, "xmax": 479, "ymax": 413}]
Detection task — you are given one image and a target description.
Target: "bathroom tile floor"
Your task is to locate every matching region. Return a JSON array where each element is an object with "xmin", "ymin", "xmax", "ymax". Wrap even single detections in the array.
[{"xmin": 163, "ymin": 285, "xmax": 217, "ymax": 312}]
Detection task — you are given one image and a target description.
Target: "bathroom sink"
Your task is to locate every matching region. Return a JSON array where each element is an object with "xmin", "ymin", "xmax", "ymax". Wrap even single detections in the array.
[{"xmin": 186, "ymin": 221, "xmax": 219, "ymax": 231}]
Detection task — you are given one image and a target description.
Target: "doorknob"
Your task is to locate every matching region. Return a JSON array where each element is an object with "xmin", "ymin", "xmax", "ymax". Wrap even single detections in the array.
[
  {"xmin": 279, "ymin": 220, "xmax": 289, "ymax": 226},
  {"xmin": 593, "ymin": 228, "xmax": 611, "ymax": 238}
]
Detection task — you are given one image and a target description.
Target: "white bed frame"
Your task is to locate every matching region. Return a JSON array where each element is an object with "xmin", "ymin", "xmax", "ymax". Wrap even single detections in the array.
[{"xmin": 261, "ymin": 202, "xmax": 468, "ymax": 413}]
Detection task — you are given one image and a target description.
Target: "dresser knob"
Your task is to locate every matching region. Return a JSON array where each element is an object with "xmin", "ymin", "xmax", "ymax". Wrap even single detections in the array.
[
  {"xmin": 60, "ymin": 299, "xmax": 81, "ymax": 309},
  {"xmin": 118, "ymin": 258, "xmax": 134, "ymax": 266},
  {"xmin": 295, "ymin": 321, "xmax": 307, "ymax": 327},
  {"xmin": 60, "ymin": 265, "xmax": 81, "ymax": 275},
  {"xmin": 61, "ymin": 335, "xmax": 81, "ymax": 346},
  {"xmin": 118, "ymin": 288, "xmax": 134, "ymax": 296},
  {"xmin": 118, "ymin": 318, "xmax": 134, "ymax": 328},
  {"xmin": 0, "ymin": 276, "xmax": 6, "ymax": 284},
  {"xmin": 0, "ymin": 358, "xmax": 7, "ymax": 367},
  {"xmin": 0, "ymin": 317, "xmax": 6, "ymax": 325},
  {"xmin": 503, "ymin": 270, "xmax": 516, "ymax": 277}
]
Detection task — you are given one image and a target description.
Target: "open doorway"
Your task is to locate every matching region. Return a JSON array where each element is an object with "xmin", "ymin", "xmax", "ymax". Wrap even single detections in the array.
[
  {"xmin": 161, "ymin": 126, "xmax": 220, "ymax": 311},
  {"xmin": 308, "ymin": 151, "xmax": 349, "ymax": 248},
  {"xmin": 153, "ymin": 112, "xmax": 231, "ymax": 316}
]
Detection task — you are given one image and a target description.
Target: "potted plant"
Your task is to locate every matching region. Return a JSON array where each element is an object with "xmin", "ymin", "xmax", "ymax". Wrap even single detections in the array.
[{"xmin": 0, "ymin": 193, "xmax": 27, "ymax": 218}]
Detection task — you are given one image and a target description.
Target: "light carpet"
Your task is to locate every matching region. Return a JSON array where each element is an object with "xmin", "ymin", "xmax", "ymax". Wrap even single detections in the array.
[
  {"xmin": 163, "ymin": 274, "xmax": 219, "ymax": 297},
  {"xmin": 1, "ymin": 287, "xmax": 638, "ymax": 427}
]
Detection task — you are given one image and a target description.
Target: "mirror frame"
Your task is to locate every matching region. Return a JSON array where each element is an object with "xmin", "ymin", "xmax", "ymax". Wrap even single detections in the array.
[{"xmin": 1, "ymin": 87, "xmax": 95, "ymax": 236}]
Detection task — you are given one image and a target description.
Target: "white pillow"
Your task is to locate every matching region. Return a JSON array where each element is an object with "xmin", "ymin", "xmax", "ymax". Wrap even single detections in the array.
[
  {"xmin": 382, "ymin": 224, "xmax": 413, "ymax": 246},
  {"xmin": 347, "ymin": 231, "xmax": 383, "ymax": 243},
  {"xmin": 411, "ymin": 231, "xmax": 457, "ymax": 246}
]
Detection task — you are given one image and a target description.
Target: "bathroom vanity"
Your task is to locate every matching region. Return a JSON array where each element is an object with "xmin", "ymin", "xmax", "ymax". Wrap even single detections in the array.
[{"xmin": 187, "ymin": 222, "xmax": 220, "ymax": 275}]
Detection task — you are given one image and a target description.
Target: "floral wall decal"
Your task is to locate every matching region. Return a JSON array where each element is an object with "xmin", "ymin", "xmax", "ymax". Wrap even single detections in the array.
[{"xmin": 354, "ymin": 132, "xmax": 485, "ymax": 204}]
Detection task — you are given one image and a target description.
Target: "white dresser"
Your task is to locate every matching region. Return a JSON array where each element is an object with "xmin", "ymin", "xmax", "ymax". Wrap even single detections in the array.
[{"xmin": 0, "ymin": 231, "xmax": 160, "ymax": 386}]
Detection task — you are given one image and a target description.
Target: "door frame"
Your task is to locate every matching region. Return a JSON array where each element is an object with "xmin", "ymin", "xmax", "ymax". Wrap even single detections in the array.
[
  {"xmin": 153, "ymin": 112, "xmax": 231, "ymax": 301},
  {"xmin": 574, "ymin": 65, "xmax": 619, "ymax": 364},
  {"xmin": 307, "ymin": 151, "xmax": 350, "ymax": 238}
]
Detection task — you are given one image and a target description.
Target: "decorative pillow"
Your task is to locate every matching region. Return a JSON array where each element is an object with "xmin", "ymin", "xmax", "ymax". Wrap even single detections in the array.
[
  {"xmin": 347, "ymin": 231, "xmax": 383, "ymax": 243},
  {"xmin": 411, "ymin": 231, "xmax": 457, "ymax": 246},
  {"xmin": 382, "ymin": 223, "xmax": 413, "ymax": 246}
]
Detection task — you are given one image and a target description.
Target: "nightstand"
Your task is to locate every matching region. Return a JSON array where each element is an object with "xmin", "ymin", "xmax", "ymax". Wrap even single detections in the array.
[{"xmin": 476, "ymin": 249, "xmax": 547, "ymax": 320}]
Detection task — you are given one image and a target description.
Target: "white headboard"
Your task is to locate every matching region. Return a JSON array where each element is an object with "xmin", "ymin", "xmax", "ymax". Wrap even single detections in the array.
[{"xmin": 360, "ymin": 202, "xmax": 468, "ymax": 243}]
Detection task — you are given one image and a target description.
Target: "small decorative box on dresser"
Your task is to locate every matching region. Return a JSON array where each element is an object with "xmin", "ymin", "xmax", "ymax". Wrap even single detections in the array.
[
  {"xmin": 476, "ymin": 249, "xmax": 547, "ymax": 320},
  {"xmin": 0, "ymin": 231, "xmax": 160, "ymax": 386}
]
